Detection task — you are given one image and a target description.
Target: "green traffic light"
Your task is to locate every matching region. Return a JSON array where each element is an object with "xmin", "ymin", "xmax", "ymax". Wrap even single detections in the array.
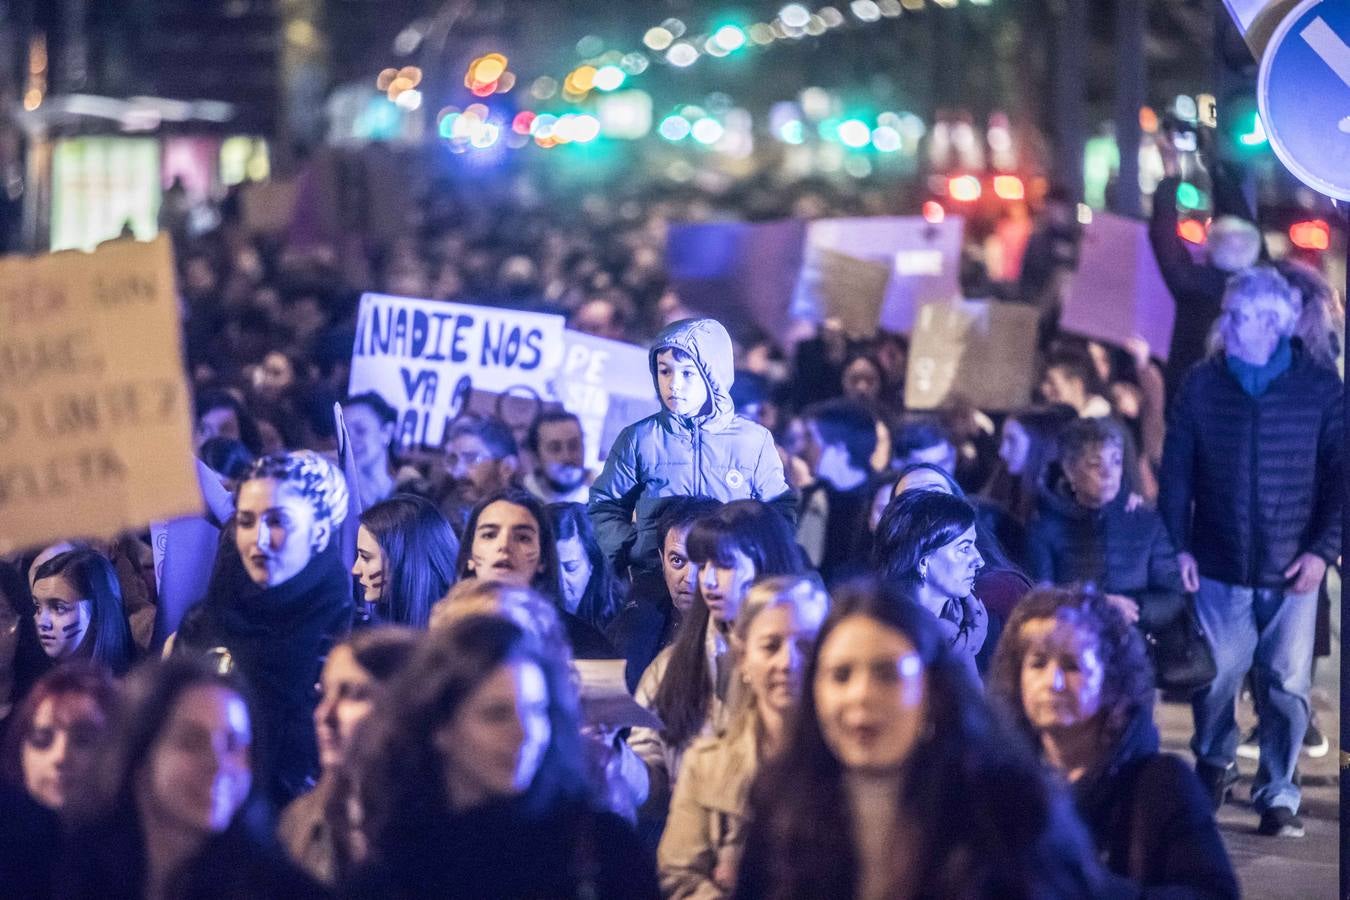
[{"xmin": 1237, "ymin": 112, "xmax": 1267, "ymax": 146}]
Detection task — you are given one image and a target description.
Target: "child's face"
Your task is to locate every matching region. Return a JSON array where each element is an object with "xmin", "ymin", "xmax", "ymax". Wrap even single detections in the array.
[{"xmin": 655, "ymin": 350, "xmax": 709, "ymax": 417}]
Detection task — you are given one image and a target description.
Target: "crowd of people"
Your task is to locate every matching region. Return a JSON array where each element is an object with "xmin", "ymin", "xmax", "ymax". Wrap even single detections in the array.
[{"xmin": 0, "ymin": 157, "xmax": 1343, "ymax": 898}]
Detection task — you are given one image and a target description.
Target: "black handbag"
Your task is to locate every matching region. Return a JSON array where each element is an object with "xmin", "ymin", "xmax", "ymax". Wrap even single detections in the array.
[{"xmin": 1140, "ymin": 597, "xmax": 1217, "ymax": 694}]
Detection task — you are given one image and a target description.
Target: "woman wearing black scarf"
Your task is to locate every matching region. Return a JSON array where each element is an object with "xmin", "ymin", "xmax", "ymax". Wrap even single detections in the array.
[{"xmin": 177, "ymin": 451, "xmax": 354, "ymax": 807}]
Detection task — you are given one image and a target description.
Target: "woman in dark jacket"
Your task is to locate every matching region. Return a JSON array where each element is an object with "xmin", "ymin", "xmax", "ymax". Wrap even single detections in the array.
[
  {"xmin": 1027, "ymin": 418, "xmax": 1184, "ymax": 631},
  {"xmin": 57, "ymin": 656, "xmax": 326, "ymax": 899},
  {"xmin": 176, "ymin": 451, "xmax": 354, "ymax": 806},
  {"xmin": 990, "ymin": 586, "xmax": 1238, "ymax": 899},
  {"xmin": 347, "ymin": 614, "xmax": 658, "ymax": 899}
]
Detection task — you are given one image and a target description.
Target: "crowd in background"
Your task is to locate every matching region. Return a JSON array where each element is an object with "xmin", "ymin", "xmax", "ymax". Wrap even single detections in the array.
[{"xmin": 0, "ymin": 155, "xmax": 1343, "ymax": 898}]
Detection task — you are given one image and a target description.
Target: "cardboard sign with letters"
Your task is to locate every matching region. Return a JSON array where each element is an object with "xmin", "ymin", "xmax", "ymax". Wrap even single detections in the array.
[
  {"xmin": 348, "ymin": 293, "xmax": 567, "ymax": 453},
  {"xmin": 905, "ymin": 300, "xmax": 1041, "ymax": 412},
  {"xmin": 553, "ymin": 331, "xmax": 660, "ymax": 472},
  {"xmin": 0, "ymin": 235, "xmax": 200, "ymax": 553}
]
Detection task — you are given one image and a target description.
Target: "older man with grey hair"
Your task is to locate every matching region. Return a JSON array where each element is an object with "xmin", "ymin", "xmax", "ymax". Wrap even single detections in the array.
[{"xmin": 1160, "ymin": 266, "xmax": 1342, "ymax": 839}]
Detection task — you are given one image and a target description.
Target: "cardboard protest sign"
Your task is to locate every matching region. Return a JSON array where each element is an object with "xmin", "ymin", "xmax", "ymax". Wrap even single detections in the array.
[
  {"xmin": 1062, "ymin": 212, "xmax": 1176, "ymax": 361},
  {"xmin": 574, "ymin": 659, "xmax": 663, "ymax": 731},
  {"xmin": 0, "ymin": 236, "xmax": 200, "ymax": 554},
  {"xmin": 905, "ymin": 300, "xmax": 1040, "ymax": 412},
  {"xmin": 553, "ymin": 331, "xmax": 660, "ymax": 471},
  {"xmin": 795, "ymin": 247, "xmax": 891, "ymax": 339},
  {"xmin": 666, "ymin": 219, "xmax": 806, "ymax": 344},
  {"xmin": 348, "ymin": 293, "xmax": 566, "ymax": 453},
  {"xmin": 795, "ymin": 216, "xmax": 965, "ymax": 335}
]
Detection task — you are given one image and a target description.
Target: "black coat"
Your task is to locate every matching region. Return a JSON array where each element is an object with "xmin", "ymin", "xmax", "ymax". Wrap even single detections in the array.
[
  {"xmin": 177, "ymin": 538, "xmax": 353, "ymax": 805},
  {"xmin": 1159, "ymin": 350, "xmax": 1342, "ymax": 589},
  {"xmin": 1074, "ymin": 707, "xmax": 1239, "ymax": 899},
  {"xmin": 346, "ymin": 796, "xmax": 659, "ymax": 900},
  {"xmin": 1027, "ymin": 470, "xmax": 1184, "ymax": 627},
  {"xmin": 608, "ymin": 571, "xmax": 679, "ymax": 694},
  {"xmin": 0, "ymin": 782, "xmax": 59, "ymax": 900},
  {"xmin": 57, "ymin": 804, "xmax": 328, "ymax": 900}
]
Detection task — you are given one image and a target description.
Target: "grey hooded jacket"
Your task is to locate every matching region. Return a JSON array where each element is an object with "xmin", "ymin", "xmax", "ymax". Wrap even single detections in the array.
[{"xmin": 589, "ymin": 318, "xmax": 795, "ymax": 571}]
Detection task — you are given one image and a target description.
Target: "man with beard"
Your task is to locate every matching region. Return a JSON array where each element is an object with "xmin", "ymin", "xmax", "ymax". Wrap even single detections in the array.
[
  {"xmin": 439, "ymin": 416, "xmax": 521, "ymax": 533},
  {"xmin": 523, "ymin": 411, "xmax": 591, "ymax": 504}
]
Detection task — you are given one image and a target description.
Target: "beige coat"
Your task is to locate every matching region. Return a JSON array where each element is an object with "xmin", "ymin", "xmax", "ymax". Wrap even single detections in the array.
[
  {"xmin": 627, "ymin": 623, "xmax": 730, "ymax": 813},
  {"xmin": 657, "ymin": 725, "xmax": 759, "ymax": 900}
]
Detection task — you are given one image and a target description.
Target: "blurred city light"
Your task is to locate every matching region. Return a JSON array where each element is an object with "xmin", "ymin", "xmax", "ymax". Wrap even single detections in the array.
[
  {"xmin": 779, "ymin": 4, "xmax": 812, "ymax": 28},
  {"xmin": 851, "ymin": 0, "xmax": 883, "ymax": 21},
  {"xmin": 992, "ymin": 174, "xmax": 1025, "ymax": 200},
  {"xmin": 667, "ymin": 43, "xmax": 699, "ymax": 67},
  {"xmin": 871, "ymin": 125, "xmax": 901, "ymax": 152},
  {"xmin": 779, "ymin": 120, "xmax": 805, "ymax": 144},
  {"xmin": 712, "ymin": 25, "xmax": 747, "ymax": 52},
  {"xmin": 922, "ymin": 200, "xmax": 945, "ymax": 223},
  {"xmin": 837, "ymin": 119, "xmax": 871, "ymax": 148},
  {"xmin": 593, "ymin": 65, "xmax": 626, "ymax": 91},
  {"xmin": 394, "ymin": 89, "xmax": 422, "ymax": 111},
  {"xmin": 691, "ymin": 118, "xmax": 724, "ymax": 145},
  {"xmin": 1178, "ymin": 220, "xmax": 1207, "ymax": 244},
  {"xmin": 659, "ymin": 115, "xmax": 692, "ymax": 140},
  {"xmin": 948, "ymin": 175, "xmax": 982, "ymax": 202},
  {"xmin": 643, "ymin": 27, "xmax": 674, "ymax": 50},
  {"xmin": 1289, "ymin": 220, "xmax": 1331, "ymax": 251}
]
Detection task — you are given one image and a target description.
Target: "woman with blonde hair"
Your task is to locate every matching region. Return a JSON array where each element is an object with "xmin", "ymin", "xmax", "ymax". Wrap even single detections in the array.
[{"xmin": 658, "ymin": 574, "xmax": 829, "ymax": 899}]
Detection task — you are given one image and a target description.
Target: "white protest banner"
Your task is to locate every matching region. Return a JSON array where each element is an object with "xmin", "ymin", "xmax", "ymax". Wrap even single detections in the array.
[
  {"xmin": 0, "ymin": 235, "xmax": 200, "ymax": 554},
  {"xmin": 1061, "ymin": 212, "xmax": 1176, "ymax": 361},
  {"xmin": 552, "ymin": 331, "xmax": 660, "ymax": 471},
  {"xmin": 905, "ymin": 300, "xmax": 1041, "ymax": 412},
  {"xmin": 793, "ymin": 216, "xmax": 965, "ymax": 335},
  {"xmin": 348, "ymin": 293, "xmax": 567, "ymax": 453}
]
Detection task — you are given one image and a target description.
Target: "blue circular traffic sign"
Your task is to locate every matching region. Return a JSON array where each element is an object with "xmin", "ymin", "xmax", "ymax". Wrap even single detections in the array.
[{"xmin": 1259, "ymin": 0, "xmax": 1350, "ymax": 200}]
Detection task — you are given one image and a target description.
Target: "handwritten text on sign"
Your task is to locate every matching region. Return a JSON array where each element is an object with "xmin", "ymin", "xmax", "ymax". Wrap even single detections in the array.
[
  {"xmin": 0, "ymin": 235, "xmax": 200, "ymax": 553},
  {"xmin": 348, "ymin": 293, "xmax": 566, "ymax": 451}
]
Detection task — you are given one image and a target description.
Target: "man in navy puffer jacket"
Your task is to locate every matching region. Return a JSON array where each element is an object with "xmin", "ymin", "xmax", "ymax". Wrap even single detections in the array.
[{"xmin": 1160, "ymin": 267, "xmax": 1342, "ymax": 839}]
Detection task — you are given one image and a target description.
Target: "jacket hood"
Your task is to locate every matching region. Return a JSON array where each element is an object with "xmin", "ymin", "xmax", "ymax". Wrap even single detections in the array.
[
  {"xmin": 1074, "ymin": 701, "xmax": 1160, "ymax": 819},
  {"xmin": 649, "ymin": 318, "xmax": 736, "ymax": 428}
]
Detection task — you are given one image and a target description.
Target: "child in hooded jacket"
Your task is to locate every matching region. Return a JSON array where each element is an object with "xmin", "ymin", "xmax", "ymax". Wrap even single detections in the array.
[{"xmin": 589, "ymin": 318, "xmax": 796, "ymax": 575}]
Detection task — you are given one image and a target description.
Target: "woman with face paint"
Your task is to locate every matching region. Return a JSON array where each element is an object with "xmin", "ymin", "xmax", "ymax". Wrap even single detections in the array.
[
  {"xmin": 734, "ymin": 579, "xmax": 1103, "ymax": 900},
  {"xmin": 990, "ymin": 587, "xmax": 1238, "ymax": 898},
  {"xmin": 56, "ymin": 657, "xmax": 324, "ymax": 899},
  {"xmin": 347, "ymin": 615, "xmax": 659, "ymax": 899},
  {"xmin": 29, "ymin": 549, "xmax": 135, "ymax": 677},
  {"xmin": 278, "ymin": 627, "xmax": 420, "ymax": 885},
  {"xmin": 176, "ymin": 451, "xmax": 353, "ymax": 807},
  {"xmin": 455, "ymin": 490, "xmax": 613, "ymax": 659},
  {"xmin": 873, "ymin": 490, "xmax": 991, "ymax": 682},
  {"xmin": 628, "ymin": 500, "xmax": 806, "ymax": 818},
  {"xmin": 0, "ymin": 663, "xmax": 118, "ymax": 816},
  {"xmin": 547, "ymin": 503, "xmax": 624, "ymax": 636},
  {"xmin": 658, "ymin": 574, "xmax": 829, "ymax": 898},
  {"xmin": 353, "ymin": 495, "xmax": 461, "ymax": 629}
]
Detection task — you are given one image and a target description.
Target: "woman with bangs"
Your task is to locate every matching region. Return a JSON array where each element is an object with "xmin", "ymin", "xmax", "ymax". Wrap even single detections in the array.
[{"xmin": 626, "ymin": 500, "xmax": 806, "ymax": 817}]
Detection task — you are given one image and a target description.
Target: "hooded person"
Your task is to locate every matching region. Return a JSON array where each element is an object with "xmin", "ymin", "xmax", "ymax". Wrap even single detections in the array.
[
  {"xmin": 175, "ymin": 451, "xmax": 355, "ymax": 807},
  {"xmin": 589, "ymin": 319, "xmax": 795, "ymax": 576}
]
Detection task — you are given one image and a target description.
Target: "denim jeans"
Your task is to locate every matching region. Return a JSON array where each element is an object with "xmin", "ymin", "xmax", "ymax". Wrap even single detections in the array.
[{"xmin": 1190, "ymin": 577, "xmax": 1317, "ymax": 813}]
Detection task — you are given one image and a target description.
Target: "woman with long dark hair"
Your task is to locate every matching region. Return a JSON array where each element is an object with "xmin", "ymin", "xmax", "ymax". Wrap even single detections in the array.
[
  {"xmin": 353, "ymin": 495, "xmax": 461, "ymax": 629},
  {"xmin": 547, "ymin": 502, "xmax": 624, "ymax": 635},
  {"xmin": 30, "ymin": 549, "xmax": 135, "ymax": 676},
  {"xmin": 56, "ymin": 657, "xmax": 324, "ymax": 898},
  {"xmin": 343, "ymin": 392, "xmax": 402, "ymax": 510},
  {"xmin": 347, "ymin": 615, "xmax": 658, "ymax": 898},
  {"xmin": 176, "ymin": 451, "xmax": 354, "ymax": 806},
  {"xmin": 630, "ymin": 500, "xmax": 805, "ymax": 815},
  {"xmin": 734, "ymin": 579, "xmax": 1102, "ymax": 899},
  {"xmin": 873, "ymin": 490, "xmax": 990, "ymax": 681},
  {"xmin": 980, "ymin": 405, "xmax": 1078, "ymax": 527},
  {"xmin": 989, "ymin": 587, "xmax": 1238, "ymax": 898},
  {"xmin": 456, "ymin": 490, "xmax": 613, "ymax": 658}
]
